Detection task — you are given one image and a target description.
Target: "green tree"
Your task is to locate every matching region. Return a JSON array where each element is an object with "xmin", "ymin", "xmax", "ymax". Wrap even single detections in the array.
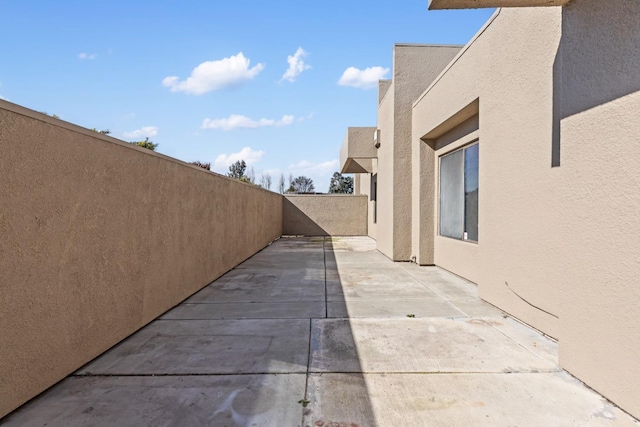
[
  {"xmin": 129, "ymin": 137, "xmax": 158, "ymax": 151},
  {"xmin": 329, "ymin": 172, "xmax": 354, "ymax": 194},
  {"xmin": 227, "ymin": 160, "xmax": 247, "ymax": 179},
  {"xmin": 287, "ymin": 176, "xmax": 315, "ymax": 194}
]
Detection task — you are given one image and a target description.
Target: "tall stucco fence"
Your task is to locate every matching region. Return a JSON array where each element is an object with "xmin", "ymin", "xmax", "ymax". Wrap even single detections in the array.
[
  {"xmin": 282, "ymin": 195, "xmax": 367, "ymax": 236},
  {"xmin": 0, "ymin": 100, "xmax": 283, "ymax": 418}
]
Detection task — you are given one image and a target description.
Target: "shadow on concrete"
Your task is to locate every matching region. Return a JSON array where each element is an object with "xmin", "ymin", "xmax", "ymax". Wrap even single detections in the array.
[
  {"xmin": 0, "ymin": 236, "xmax": 377, "ymax": 426},
  {"xmin": 299, "ymin": 237, "xmax": 378, "ymax": 426}
]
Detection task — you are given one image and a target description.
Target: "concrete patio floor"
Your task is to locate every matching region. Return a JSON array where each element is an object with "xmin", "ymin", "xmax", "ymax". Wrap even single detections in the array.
[{"xmin": 3, "ymin": 237, "xmax": 638, "ymax": 426}]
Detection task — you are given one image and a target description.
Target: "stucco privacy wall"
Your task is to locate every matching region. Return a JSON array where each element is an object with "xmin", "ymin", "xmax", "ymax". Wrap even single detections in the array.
[
  {"xmin": 413, "ymin": 2, "xmax": 640, "ymax": 418},
  {"xmin": 0, "ymin": 101, "xmax": 283, "ymax": 418},
  {"xmin": 282, "ymin": 195, "xmax": 367, "ymax": 236}
]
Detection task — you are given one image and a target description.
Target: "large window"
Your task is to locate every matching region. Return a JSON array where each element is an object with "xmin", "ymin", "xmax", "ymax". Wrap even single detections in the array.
[
  {"xmin": 370, "ymin": 174, "xmax": 377, "ymax": 224},
  {"xmin": 439, "ymin": 143, "xmax": 479, "ymax": 242}
]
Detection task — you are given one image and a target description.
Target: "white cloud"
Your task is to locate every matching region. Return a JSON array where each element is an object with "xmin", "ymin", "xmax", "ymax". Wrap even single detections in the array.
[
  {"xmin": 338, "ymin": 66, "xmax": 390, "ymax": 89},
  {"xmin": 78, "ymin": 52, "xmax": 97, "ymax": 60},
  {"xmin": 201, "ymin": 114, "xmax": 295, "ymax": 131},
  {"xmin": 281, "ymin": 47, "xmax": 311, "ymax": 83},
  {"xmin": 213, "ymin": 147, "xmax": 265, "ymax": 171},
  {"xmin": 162, "ymin": 53, "xmax": 264, "ymax": 95},
  {"xmin": 123, "ymin": 126, "xmax": 158, "ymax": 139}
]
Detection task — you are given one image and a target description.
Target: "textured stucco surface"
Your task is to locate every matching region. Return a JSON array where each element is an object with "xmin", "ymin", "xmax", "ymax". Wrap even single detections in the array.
[
  {"xmin": 413, "ymin": 112, "xmax": 479, "ymax": 266},
  {"xmin": 340, "ymin": 127, "xmax": 377, "ymax": 174},
  {"xmin": 554, "ymin": 0, "xmax": 640, "ymax": 418},
  {"xmin": 413, "ymin": 6, "xmax": 562, "ymax": 340},
  {"xmin": 393, "ymin": 45, "xmax": 462, "ymax": 262},
  {"xmin": 282, "ymin": 195, "xmax": 368, "ymax": 236},
  {"xmin": 0, "ymin": 101, "xmax": 283, "ymax": 418},
  {"xmin": 376, "ymin": 45, "xmax": 462, "ymax": 261},
  {"xmin": 375, "ymin": 83, "xmax": 396, "ymax": 257},
  {"xmin": 378, "ymin": 80, "xmax": 392, "ymax": 105},
  {"xmin": 362, "ymin": 167, "xmax": 378, "ymax": 240},
  {"xmin": 412, "ymin": 2, "xmax": 640, "ymax": 418}
]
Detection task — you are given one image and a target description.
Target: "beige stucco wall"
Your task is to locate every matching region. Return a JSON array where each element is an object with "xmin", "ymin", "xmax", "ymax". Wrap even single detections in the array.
[
  {"xmin": 376, "ymin": 83, "xmax": 396, "ymax": 257},
  {"xmin": 413, "ymin": 6, "xmax": 562, "ymax": 338},
  {"xmin": 353, "ymin": 164, "xmax": 378, "ymax": 240},
  {"xmin": 0, "ymin": 101, "xmax": 283, "ymax": 418},
  {"xmin": 378, "ymin": 80, "xmax": 392, "ymax": 105},
  {"xmin": 282, "ymin": 195, "xmax": 368, "ymax": 236},
  {"xmin": 376, "ymin": 45, "xmax": 462, "ymax": 261},
  {"xmin": 340, "ymin": 127, "xmax": 377, "ymax": 174},
  {"xmin": 412, "ymin": 106, "xmax": 479, "ymax": 266},
  {"xmin": 432, "ymin": 126, "xmax": 480, "ymax": 280},
  {"xmin": 553, "ymin": 0, "xmax": 640, "ymax": 418},
  {"xmin": 413, "ymin": 1, "xmax": 640, "ymax": 418}
]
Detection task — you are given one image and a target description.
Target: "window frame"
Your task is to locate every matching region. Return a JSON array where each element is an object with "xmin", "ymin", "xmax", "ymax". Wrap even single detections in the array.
[{"xmin": 438, "ymin": 141, "xmax": 479, "ymax": 243}]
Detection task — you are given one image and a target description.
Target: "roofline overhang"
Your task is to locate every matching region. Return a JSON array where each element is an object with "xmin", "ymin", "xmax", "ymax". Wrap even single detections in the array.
[
  {"xmin": 428, "ymin": 0, "xmax": 570, "ymax": 9},
  {"xmin": 340, "ymin": 127, "xmax": 378, "ymax": 174}
]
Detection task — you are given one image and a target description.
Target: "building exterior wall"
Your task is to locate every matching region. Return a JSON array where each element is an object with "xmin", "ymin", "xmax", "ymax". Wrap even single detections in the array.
[
  {"xmin": 282, "ymin": 195, "xmax": 368, "ymax": 236},
  {"xmin": 392, "ymin": 45, "xmax": 462, "ymax": 262},
  {"xmin": 0, "ymin": 101, "xmax": 283, "ymax": 418},
  {"xmin": 340, "ymin": 127, "xmax": 377, "ymax": 174},
  {"xmin": 358, "ymin": 162, "xmax": 378, "ymax": 240},
  {"xmin": 411, "ymin": 2, "xmax": 640, "ymax": 418},
  {"xmin": 375, "ymin": 84, "xmax": 396, "ymax": 258},
  {"xmin": 413, "ymin": 5, "xmax": 562, "ymax": 338},
  {"xmin": 432, "ymin": 124, "xmax": 480, "ymax": 281},
  {"xmin": 376, "ymin": 45, "xmax": 462, "ymax": 261},
  {"xmin": 413, "ymin": 108, "xmax": 480, "ymax": 266},
  {"xmin": 410, "ymin": 124, "xmax": 434, "ymax": 265},
  {"xmin": 554, "ymin": 0, "xmax": 640, "ymax": 417},
  {"xmin": 378, "ymin": 79, "xmax": 392, "ymax": 105}
]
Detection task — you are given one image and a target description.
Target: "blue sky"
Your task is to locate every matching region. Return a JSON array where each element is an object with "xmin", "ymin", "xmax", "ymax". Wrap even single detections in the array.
[{"xmin": 0, "ymin": 1, "xmax": 494, "ymax": 192}]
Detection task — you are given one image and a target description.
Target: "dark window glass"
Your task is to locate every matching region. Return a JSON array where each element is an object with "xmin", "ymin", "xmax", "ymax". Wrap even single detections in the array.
[
  {"xmin": 439, "ymin": 143, "xmax": 479, "ymax": 242},
  {"xmin": 439, "ymin": 150, "xmax": 464, "ymax": 239},
  {"xmin": 464, "ymin": 144, "xmax": 479, "ymax": 242},
  {"xmin": 371, "ymin": 174, "xmax": 377, "ymax": 224}
]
